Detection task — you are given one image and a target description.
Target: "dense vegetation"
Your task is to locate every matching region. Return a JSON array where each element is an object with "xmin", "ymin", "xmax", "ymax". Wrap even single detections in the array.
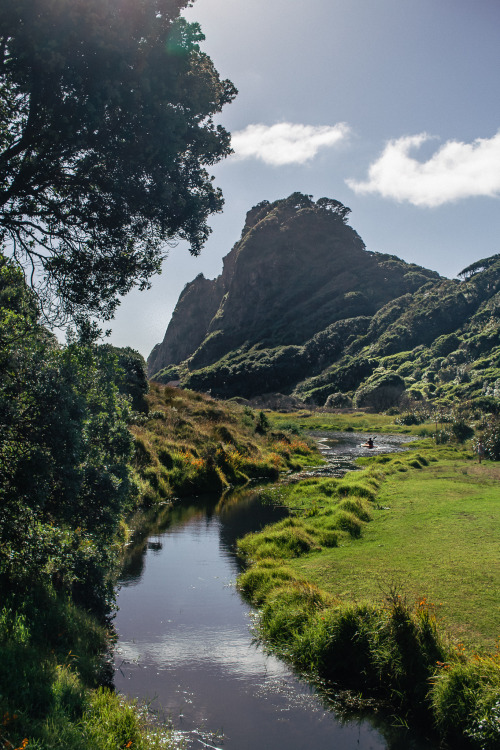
[
  {"xmin": 131, "ymin": 383, "xmax": 318, "ymax": 503},
  {"xmin": 0, "ymin": 258, "xmax": 150, "ymax": 748},
  {"xmin": 1, "ymin": 252, "xmax": 497, "ymax": 747},
  {"xmin": 295, "ymin": 256, "xmax": 500, "ymax": 411},
  {"xmin": 237, "ymin": 434, "xmax": 500, "ymax": 748},
  {"xmin": 149, "ymin": 195, "xmax": 500, "ymax": 416},
  {"xmin": 0, "ymin": 0, "xmax": 236, "ymax": 323},
  {"xmin": 1, "ymin": 3, "xmax": 498, "ymax": 743}
]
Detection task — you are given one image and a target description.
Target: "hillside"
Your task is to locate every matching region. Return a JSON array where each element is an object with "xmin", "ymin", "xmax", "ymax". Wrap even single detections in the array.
[{"xmin": 148, "ymin": 194, "xmax": 499, "ymax": 412}]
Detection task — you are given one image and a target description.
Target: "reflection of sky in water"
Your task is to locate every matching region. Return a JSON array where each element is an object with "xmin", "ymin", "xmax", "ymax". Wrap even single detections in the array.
[
  {"xmin": 114, "ymin": 433, "xmax": 434, "ymax": 750},
  {"xmin": 117, "ymin": 624, "xmax": 289, "ymax": 677}
]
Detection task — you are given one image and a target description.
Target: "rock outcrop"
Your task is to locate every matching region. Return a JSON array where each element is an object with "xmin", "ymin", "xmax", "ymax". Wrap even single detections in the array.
[{"xmin": 148, "ymin": 194, "xmax": 438, "ymax": 378}]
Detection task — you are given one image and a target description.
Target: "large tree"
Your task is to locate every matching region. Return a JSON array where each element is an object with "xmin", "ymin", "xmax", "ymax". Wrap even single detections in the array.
[{"xmin": 0, "ymin": 0, "xmax": 236, "ymax": 323}]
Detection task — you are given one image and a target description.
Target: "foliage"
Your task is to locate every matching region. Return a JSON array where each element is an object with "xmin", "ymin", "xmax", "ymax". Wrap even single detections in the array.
[
  {"xmin": 0, "ymin": 0, "xmax": 236, "ymax": 322},
  {"xmin": 458, "ymin": 253, "xmax": 500, "ymax": 279},
  {"xmin": 110, "ymin": 346, "xmax": 150, "ymax": 413},
  {"xmin": 240, "ymin": 561, "xmax": 449, "ymax": 720},
  {"xmin": 148, "ymin": 193, "xmax": 441, "ymax": 389},
  {"xmin": 151, "ymin": 217, "xmax": 500, "ymax": 412},
  {"xmin": 324, "ymin": 392, "xmax": 352, "ymax": 408},
  {"xmin": 450, "ymin": 418, "xmax": 474, "ymax": 443},
  {"xmin": 353, "ymin": 369, "xmax": 406, "ymax": 410},
  {"xmin": 0, "ymin": 588, "xmax": 183, "ymax": 749},
  {"xmin": 0, "ymin": 259, "xmax": 186, "ymax": 748},
  {"xmin": 395, "ymin": 412, "xmax": 429, "ymax": 426},
  {"xmin": 431, "ymin": 657, "xmax": 500, "ymax": 749},
  {"xmin": 0, "ymin": 259, "xmax": 136, "ymax": 614},
  {"xmin": 480, "ymin": 419, "xmax": 500, "ymax": 460}
]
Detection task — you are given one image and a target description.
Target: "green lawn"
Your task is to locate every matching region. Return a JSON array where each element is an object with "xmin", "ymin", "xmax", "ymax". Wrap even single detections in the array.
[
  {"xmin": 290, "ymin": 457, "xmax": 500, "ymax": 650},
  {"xmin": 269, "ymin": 409, "xmax": 431, "ymax": 435}
]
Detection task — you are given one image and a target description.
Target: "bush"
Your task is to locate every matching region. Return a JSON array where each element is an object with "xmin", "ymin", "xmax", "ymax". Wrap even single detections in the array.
[
  {"xmin": 451, "ymin": 419, "xmax": 474, "ymax": 443},
  {"xmin": 395, "ymin": 412, "xmax": 428, "ymax": 426},
  {"xmin": 354, "ymin": 370, "xmax": 406, "ymax": 411},
  {"xmin": 480, "ymin": 420, "xmax": 500, "ymax": 460},
  {"xmin": 431, "ymin": 659, "xmax": 500, "ymax": 748},
  {"xmin": 325, "ymin": 392, "xmax": 353, "ymax": 408}
]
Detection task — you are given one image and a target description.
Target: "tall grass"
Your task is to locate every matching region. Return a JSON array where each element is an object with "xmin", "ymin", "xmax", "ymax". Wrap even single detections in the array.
[
  {"xmin": 0, "ymin": 585, "xmax": 182, "ymax": 750},
  {"xmin": 131, "ymin": 385, "xmax": 320, "ymax": 502}
]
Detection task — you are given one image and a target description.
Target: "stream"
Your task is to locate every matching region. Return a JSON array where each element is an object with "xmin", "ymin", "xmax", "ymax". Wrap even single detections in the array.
[{"xmin": 113, "ymin": 431, "xmax": 436, "ymax": 749}]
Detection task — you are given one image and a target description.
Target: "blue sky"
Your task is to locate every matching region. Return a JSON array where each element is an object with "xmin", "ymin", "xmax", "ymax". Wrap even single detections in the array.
[{"xmin": 110, "ymin": 0, "xmax": 500, "ymax": 357}]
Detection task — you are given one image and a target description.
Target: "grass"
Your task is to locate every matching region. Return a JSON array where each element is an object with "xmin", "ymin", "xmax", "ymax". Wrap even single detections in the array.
[
  {"xmin": 236, "ymin": 436, "xmax": 500, "ymax": 746},
  {"xmin": 132, "ymin": 384, "xmax": 320, "ymax": 502},
  {"xmin": 269, "ymin": 409, "xmax": 432, "ymax": 435},
  {"xmin": 290, "ymin": 452, "xmax": 500, "ymax": 650},
  {"xmin": 1, "ymin": 387, "xmax": 320, "ymax": 750}
]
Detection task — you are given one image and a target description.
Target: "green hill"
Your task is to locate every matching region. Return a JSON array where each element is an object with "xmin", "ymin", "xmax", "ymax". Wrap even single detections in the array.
[{"xmin": 148, "ymin": 194, "xmax": 499, "ymax": 412}]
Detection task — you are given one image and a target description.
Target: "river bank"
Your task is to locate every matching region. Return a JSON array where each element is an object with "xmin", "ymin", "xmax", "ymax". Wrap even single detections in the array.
[
  {"xmin": 4, "ymin": 386, "xmax": 497, "ymax": 749},
  {"xmin": 237, "ymin": 434, "xmax": 500, "ymax": 748}
]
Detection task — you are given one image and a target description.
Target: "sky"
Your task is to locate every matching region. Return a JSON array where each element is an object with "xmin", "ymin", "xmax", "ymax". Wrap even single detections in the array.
[{"xmin": 108, "ymin": 0, "xmax": 500, "ymax": 358}]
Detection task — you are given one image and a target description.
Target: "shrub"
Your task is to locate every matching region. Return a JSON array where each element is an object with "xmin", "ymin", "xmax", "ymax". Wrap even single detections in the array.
[
  {"xmin": 395, "ymin": 412, "xmax": 428, "ymax": 426},
  {"xmin": 451, "ymin": 419, "xmax": 474, "ymax": 443},
  {"xmin": 325, "ymin": 392, "xmax": 353, "ymax": 408},
  {"xmin": 354, "ymin": 370, "xmax": 406, "ymax": 411},
  {"xmin": 480, "ymin": 420, "xmax": 500, "ymax": 460}
]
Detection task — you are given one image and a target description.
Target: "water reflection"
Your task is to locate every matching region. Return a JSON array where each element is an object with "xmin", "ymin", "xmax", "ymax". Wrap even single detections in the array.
[{"xmin": 114, "ymin": 432, "xmax": 434, "ymax": 750}]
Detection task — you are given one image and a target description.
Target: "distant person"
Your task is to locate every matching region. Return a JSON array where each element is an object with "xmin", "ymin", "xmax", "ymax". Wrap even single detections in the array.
[
  {"xmin": 477, "ymin": 441, "xmax": 485, "ymax": 464},
  {"xmin": 367, "ymin": 437, "xmax": 374, "ymax": 448}
]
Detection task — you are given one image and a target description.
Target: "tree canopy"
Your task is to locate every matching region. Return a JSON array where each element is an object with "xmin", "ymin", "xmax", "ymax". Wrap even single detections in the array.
[
  {"xmin": 458, "ymin": 253, "xmax": 500, "ymax": 280},
  {"xmin": 0, "ymin": 0, "xmax": 236, "ymax": 323}
]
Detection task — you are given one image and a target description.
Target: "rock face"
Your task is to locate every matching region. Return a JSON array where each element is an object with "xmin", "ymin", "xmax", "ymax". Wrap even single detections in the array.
[
  {"xmin": 148, "ymin": 193, "xmax": 500, "ymax": 410},
  {"xmin": 148, "ymin": 194, "xmax": 439, "ymax": 384},
  {"xmin": 148, "ymin": 273, "xmax": 224, "ymax": 375}
]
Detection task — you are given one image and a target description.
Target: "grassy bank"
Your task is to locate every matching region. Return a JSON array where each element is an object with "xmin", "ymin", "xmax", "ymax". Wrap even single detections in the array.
[
  {"xmin": 0, "ymin": 585, "xmax": 180, "ymax": 750},
  {"xmin": 237, "ymin": 438, "xmax": 500, "ymax": 747},
  {"xmin": 131, "ymin": 384, "xmax": 319, "ymax": 502}
]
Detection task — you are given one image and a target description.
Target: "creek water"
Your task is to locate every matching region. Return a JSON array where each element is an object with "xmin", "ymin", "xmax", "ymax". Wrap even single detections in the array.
[{"xmin": 113, "ymin": 432, "xmax": 436, "ymax": 750}]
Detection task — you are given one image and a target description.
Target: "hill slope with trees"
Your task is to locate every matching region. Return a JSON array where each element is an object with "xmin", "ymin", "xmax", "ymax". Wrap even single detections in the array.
[{"xmin": 148, "ymin": 194, "xmax": 499, "ymax": 413}]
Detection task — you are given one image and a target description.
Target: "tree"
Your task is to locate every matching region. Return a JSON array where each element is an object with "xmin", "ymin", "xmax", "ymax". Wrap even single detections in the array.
[
  {"xmin": 0, "ymin": 0, "xmax": 236, "ymax": 323},
  {"xmin": 0, "ymin": 257, "xmax": 137, "ymax": 612},
  {"xmin": 457, "ymin": 253, "xmax": 500, "ymax": 280},
  {"xmin": 316, "ymin": 197, "xmax": 351, "ymax": 222}
]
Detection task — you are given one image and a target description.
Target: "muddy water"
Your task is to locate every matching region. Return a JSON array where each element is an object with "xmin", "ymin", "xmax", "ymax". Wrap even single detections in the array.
[{"xmin": 114, "ymin": 432, "xmax": 435, "ymax": 749}]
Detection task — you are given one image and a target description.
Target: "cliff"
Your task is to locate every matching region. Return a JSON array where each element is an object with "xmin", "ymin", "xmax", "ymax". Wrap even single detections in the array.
[{"xmin": 148, "ymin": 193, "xmax": 438, "ymax": 374}]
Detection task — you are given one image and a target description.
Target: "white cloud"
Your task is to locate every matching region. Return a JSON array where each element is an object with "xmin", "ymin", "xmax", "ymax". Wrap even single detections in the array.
[
  {"xmin": 347, "ymin": 131, "xmax": 500, "ymax": 207},
  {"xmin": 231, "ymin": 122, "xmax": 350, "ymax": 166}
]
